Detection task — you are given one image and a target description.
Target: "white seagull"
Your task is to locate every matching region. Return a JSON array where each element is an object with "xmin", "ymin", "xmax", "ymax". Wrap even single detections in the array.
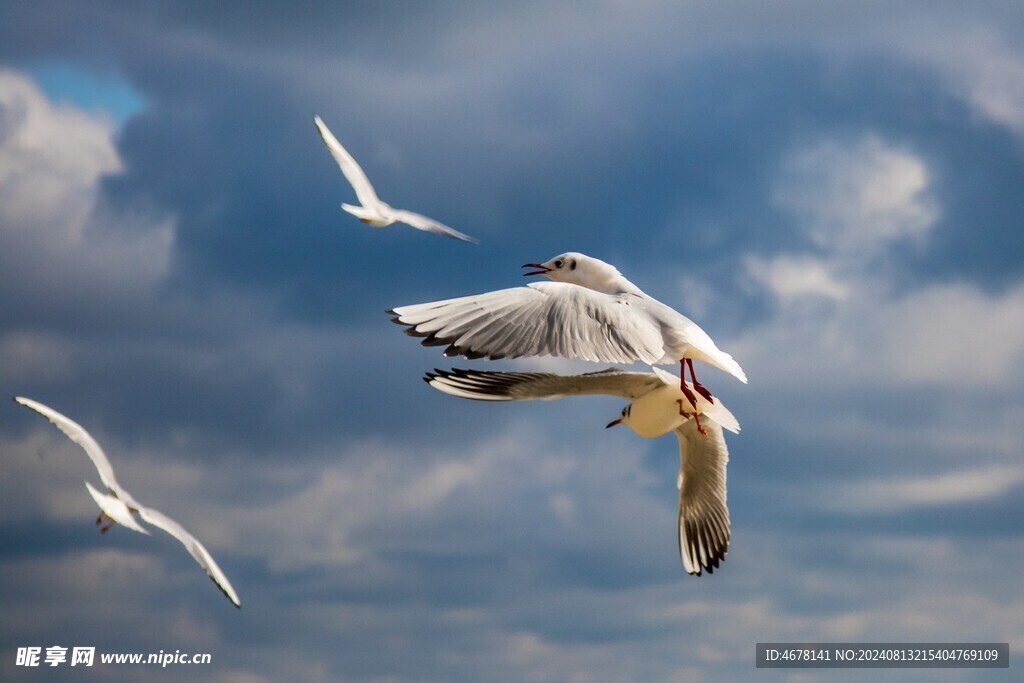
[
  {"xmin": 425, "ymin": 366, "xmax": 739, "ymax": 575},
  {"xmin": 313, "ymin": 115, "xmax": 479, "ymax": 244},
  {"xmin": 390, "ymin": 252, "xmax": 745, "ymax": 413},
  {"xmin": 14, "ymin": 397, "xmax": 241, "ymax": 608}
]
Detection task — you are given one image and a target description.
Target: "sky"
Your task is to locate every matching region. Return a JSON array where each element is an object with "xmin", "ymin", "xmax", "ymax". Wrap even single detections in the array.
[{"xmin": 1, "ymin": 1, "xmax": 1023, "ymax": 681}]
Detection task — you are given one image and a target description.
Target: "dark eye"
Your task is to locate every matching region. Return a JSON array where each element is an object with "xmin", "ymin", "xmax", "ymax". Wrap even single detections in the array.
[{"xmin": 554, "ymin": 260, "xmax": 564, "ymax": 268}]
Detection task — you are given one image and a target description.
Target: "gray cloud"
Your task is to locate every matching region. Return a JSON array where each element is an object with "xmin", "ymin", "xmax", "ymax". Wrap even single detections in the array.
[{"xmin": 3, "ymin": 1, "xmax": 1024, "ymax": 680}]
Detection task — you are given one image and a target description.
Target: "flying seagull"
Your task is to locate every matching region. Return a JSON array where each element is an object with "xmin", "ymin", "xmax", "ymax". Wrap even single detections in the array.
[
  {"xmin": 424, "ymin": 366, "xmax": 739, "ymax": 575},
  {"xmin": 13, "ymin": 397, "xmax": 241, "ymax": 608},
  {"xmin": 390, "ymin": 252, "xmax": 745, "ymax": 412},
  {"xmin": 313, "ymin": 115, "xmax": 479, "ymax": 244}
]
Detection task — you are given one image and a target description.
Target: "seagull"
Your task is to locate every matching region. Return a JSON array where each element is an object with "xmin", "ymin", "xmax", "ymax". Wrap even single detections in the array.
[
  {"xmin": 13, "ymin": 397, "xmax": 241, "ymax": 608},
  {"xmin": 424, "ymin": 366, "xmax": 739, "ymax": 575},
  {"xmin": 390, "ymin": 252, "xmax": 746, "ymax": 412},
  {"xmin": 313, "ymin": 115, "xmax": 479, "ymax": 244}
]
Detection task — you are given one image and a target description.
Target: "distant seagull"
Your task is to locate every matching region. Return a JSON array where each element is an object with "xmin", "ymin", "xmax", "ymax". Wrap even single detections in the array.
[
  {"xmin": 313, "ymin": 115, "xmax": 479, "ymax": 244},
  {"xmin": 390, "ymin": 252, "xmax": 745, "ymax": 410},
  {"xmin": 13, "ymin": 397, "xmax": 241, "ymax": 608},
  {"xmin": 425, "ymin": 366, "xmax": 739, "ymax": 575}
]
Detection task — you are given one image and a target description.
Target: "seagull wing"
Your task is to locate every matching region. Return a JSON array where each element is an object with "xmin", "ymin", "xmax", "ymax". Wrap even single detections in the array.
[
  {"xmin": 313, "ymin": 115, "xmax": 383, "ymax": 210},
  {"xmin": 386, "ymin": 208, "xmax": 479, "ymax": 244},
  {"xmin": 425, "ymin": 367, "xmax": 663, "ymax": 401},
  {"xmin": 14, "ymin": 397, "xmax": 140, "ymax": 507},
  {"xmin": 675, "ymin": 418, "xmax": 730, "ymax": 576},
  {"xmin": 135, "ymin": 504, "xmax": 241, "ymax": 608},
  {"xmin": 390, "ymin": 282, "xmax": 665, "ymax": 365}
]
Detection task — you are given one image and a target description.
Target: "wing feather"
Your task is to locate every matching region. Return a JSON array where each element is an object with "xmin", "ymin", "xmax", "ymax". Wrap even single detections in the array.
[
  {"xmin": 387, "ymin": 209, "xmax": 479, "ymax": 244},
  {"xmin": 136, "ymin": 505, "xmax": 241, "ymax": 608},
  {"xmin": 391, "ymin": 283, "xmax": 665, "ymax": 365},
  {"xmin": 14, "ymin": 397, "xmax": 140, "ymax": 507},
  {"xmin": 675, "ymin": 418, "xmax": 731, "ymax": 576},
  {"xmin": 313, "ymin": 115, "xmax": 383, "ymax": 209},
  {"xmin": 424, "ymin": 367, "xmax": 663, "ymax": 401}
]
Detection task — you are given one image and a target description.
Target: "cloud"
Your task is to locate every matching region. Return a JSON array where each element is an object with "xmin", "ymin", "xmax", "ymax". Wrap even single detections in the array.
[
  {"xmin": 826, "ymin": 465, "xmax": 1024, "ymax": 513},
  {"xmin": 735, "ymin": 279, "xmax": 1024, "ymax": 390},
  {"xmin": 745, "ymin": 255, "xmax": 848, "ymax": 301},
  {"xmin": 2, "ymin": 4, "xmax": 1024, "ymax": 682},
  {"xmin": 0, "ymin": 68, "xmax": 174, "ymax": 325},
  {"xmin": 733, "ymin": 132, "xmax": 1024, "ymax": 389},
  {"xmin": 772, "ymin": 133, "xmax": 939, "ymax": 256},
  {"xmin": 897, "ymin": 22, "xmax": 1024, "ymax": 136}
]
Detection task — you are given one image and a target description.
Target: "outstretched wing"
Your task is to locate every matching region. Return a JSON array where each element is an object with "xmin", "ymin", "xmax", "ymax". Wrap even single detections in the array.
[
  {"xmin": 313, "ymin": 115, "xmax": 383, "ymax": 210},
  {"xmin": 390, "ymin": 282, "xmax": 665, "ymax": 364},
  {"xmin": 14, "ymin": 397, "xmax": 140, "ymax": 507},
  {"xmin": 135, "ymin": 505, "xmax": 241, "ymax": 608},
  {"xmin": 425, "ymin": 367, "xmax": 663, "ymax": 401},
  {"xmin": 675, "ymin": 418, "xmax": 731, "ymax": 576},
  {"xmin": 387, "ymin": 208, "xmax": 479, "ymax": 244}
]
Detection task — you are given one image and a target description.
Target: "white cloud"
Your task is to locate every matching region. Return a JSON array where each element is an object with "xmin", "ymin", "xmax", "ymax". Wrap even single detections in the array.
[
  {"xmin": 826, "ymin": 465, "xmax": 1024, "ymax": 513},
  {"xmin": 898, "ymin": 24, "xmax": 1024, "ymax": 135},
  {"xmin": 773, "ymin": 134, "xmax": 938, "ymax": 254},
  {"xmin": 733, "ymin": 278, "xmax": 1024, "ymax": 390},
  {"xmin": 745, "ymin": 254, "xmax": 847, "ymax": 301},
  {"xmin": 0, "ymin": 68, "xmax": 175, "ymax": 315},
  {"xmin": 734, "ymin": 132, "xmax": 1024, "ymax": 389}
]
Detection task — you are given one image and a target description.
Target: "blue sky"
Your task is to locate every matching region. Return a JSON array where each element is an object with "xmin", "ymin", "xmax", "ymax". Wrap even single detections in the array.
[{"xmin": 1, "ymin": 1, "xmax": 1023, "ymax": 681}]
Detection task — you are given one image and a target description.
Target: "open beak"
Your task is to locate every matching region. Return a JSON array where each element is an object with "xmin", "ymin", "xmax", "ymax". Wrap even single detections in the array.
[
  {"xmin": 605, "ymin": 418, "xmax": 622, "ymax": 429},
  {"xmin": 522, "ymin": 262, "xmax": 550, "ymax": 277}
]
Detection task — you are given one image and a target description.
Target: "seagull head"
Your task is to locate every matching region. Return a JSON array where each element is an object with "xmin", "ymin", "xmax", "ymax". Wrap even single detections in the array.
[
  {"xmin": 522, "ymin": 252, "xmax": 625, "ymax": 292},
  {"xmin": 605, "ymin": 403, "xmax": 633, "ymax": 429}
]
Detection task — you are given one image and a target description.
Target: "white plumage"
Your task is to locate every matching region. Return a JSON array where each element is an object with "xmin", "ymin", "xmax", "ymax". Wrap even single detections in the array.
[
  {"xmin": 313, "ymin": 115, "xmax": 479, "ymax": 244},
  {"xmin": 14, "ymin": 397, "xmax": 241, "ymax": 608},
  {"xmin": 424, "ymin": 367, "xmax": 737, "ymax": 575},
  {"xmin": 391, "ymin": 253, "xmax": 746, "ymax": 405}
]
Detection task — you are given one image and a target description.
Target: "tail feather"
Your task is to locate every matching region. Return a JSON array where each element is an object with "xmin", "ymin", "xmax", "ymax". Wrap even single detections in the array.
[{"xmin": 714, "ymin": 352, "xmax": 747, "ymax": 384}]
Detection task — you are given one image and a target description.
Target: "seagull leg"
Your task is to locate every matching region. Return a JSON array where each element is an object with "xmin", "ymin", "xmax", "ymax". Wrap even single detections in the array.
[
  {"xmin": 675, "ymin": 399, "xmax": 692, "ymax": 418},
  {"xmin": 679, "ymin": 360, "xmax": 699, "ymax": 410},
  {"xmin": 687, "ymin": 358, "xmax": 714, "ymax": 404},
  {"xmin": 676, "ymin": 399, "xmax": 707, "ymax": 438}
]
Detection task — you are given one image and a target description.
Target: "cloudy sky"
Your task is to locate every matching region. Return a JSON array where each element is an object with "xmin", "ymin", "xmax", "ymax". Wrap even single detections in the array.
[{"xmin": 1, "ymin": 1, "xmax": 1023, "ymax": 681}]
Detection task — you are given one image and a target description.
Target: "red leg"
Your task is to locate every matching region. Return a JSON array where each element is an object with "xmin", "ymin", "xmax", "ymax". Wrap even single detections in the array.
[
  {"xmin": 692, "ymin": 411, "xmax": 707, "ymax": 437},
  {"xmin": 687, "ymin": 358, "xmax": 714, "ymax": 404},
  {"xmin": 679, "ymin": 371, "xmax": 708, "ymax": 437},
  {"xmin": 679, "ymin": 360, "xmax": 698, "ymax": 409},
  {"xmin": 675, "ymin": 399, "xmax": 692, "ymax": 418}
]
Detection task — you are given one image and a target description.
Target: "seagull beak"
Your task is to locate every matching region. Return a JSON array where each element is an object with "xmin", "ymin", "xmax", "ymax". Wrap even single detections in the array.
[
  {"xmin": 605, "ymin": 418, "xmax": 622, "ymax": 429},
  {"xmin": 522, "ymin": 263, "xmax": 550, "ymax": 277}
]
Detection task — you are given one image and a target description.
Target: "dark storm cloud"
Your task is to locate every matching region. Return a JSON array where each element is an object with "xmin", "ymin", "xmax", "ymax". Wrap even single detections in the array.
[{"xmin": 3, "ymin": 1, "xmax": 1024, "ymax": 681}]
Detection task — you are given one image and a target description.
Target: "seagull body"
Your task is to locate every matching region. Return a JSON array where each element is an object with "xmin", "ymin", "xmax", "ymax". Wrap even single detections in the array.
[
  {"xmin": 424, "ymin": 367, "xmax": 738, "ymax": 575},
  {"xmin": 390, "ymin": 252, "xmax": 744, "ymax": 408},
  {"xmin": 13, "ymin": 397, "xmax": 241, "ymax": 608},
  {"xmin": 313, "ymin": 115, "xmax": 478, "ymax": 244}
]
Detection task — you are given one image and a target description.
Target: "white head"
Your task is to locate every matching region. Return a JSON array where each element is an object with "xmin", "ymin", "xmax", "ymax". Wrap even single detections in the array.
[{"xmin": 521, "ymin": 252, "xmax": 628, "ymax": 293}]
